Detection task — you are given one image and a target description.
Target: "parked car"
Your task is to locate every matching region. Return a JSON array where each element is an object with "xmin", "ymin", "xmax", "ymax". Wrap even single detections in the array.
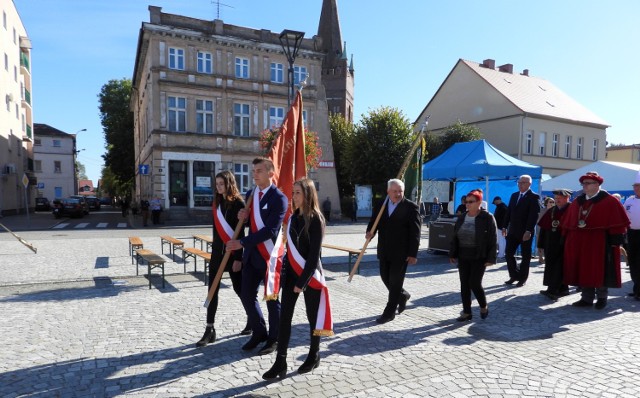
[
  {"xmin": 85, "ymin": 196, "xmax": 101, "ymax": 211},
  {"xmin": 99, "ymin": 197, "xmax": 112, "ymax": 206},
  {"xmin": 35, "ymin": 197, "xmax": 51, "ymax": 211},
  {"xmin": 55, "ymin": 198, "xmax": 85, "ymax": 218},
  {"xmin": 69, "ymin": 195, "xmax": 90, "ymax": 215}
]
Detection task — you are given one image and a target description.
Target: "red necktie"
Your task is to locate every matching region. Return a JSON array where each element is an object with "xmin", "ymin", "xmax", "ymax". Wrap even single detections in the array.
[{"xmin": 259, "ymin": 191, "xmax": 263, "ymax": 201}]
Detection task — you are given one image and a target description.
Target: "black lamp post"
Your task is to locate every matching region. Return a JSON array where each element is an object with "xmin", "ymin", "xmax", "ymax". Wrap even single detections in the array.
[
  {"xmin": 73, "ymin": 128, "xmax": 86, "ymax": 195},
  {"xmin": 279, "ymin": 29, "xmax": 305, "ymax": 108}
]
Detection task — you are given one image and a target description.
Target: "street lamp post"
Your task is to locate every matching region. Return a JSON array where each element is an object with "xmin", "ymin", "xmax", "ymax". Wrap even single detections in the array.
[
  {"xmin": 73, "ymin": 128, "xmax": 86, "ymax": 195},
  {"xmin": 279, "ymin": 29, "xmax": 305, "ymax": 108}
]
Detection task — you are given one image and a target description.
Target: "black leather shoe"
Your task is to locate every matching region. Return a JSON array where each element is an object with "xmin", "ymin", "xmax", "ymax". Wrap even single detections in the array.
[
  {"xmin": 398, "ymin": 293, "xmax": 411, "ymax": 314},
  {"xmin": 258, "ymin": 340, "xmax": 278, "ymax": 355},
  {"xmin": 595, "ymin": 298, "xmax": 607, "ymax": 310},
  {"xmin": 571, "ymin": 299, "xmax": 593, "ymax": 307},
  {"xmin": 375, "ymin": 315, "xmax": 395, "ymax": 324},
  {"xmin": 240, "ymin": 322, "xmax": 252, "ymax": 336},
  {"xmin": 515, "ymin": 282, "xmax": 525, "ymax": 288},
  {"xmin": 196, "ymin": 327, "xmax": 216, "ymax": 347},
  {"xmin": 628, "ymin": 292, "xmax": 637, "ymax": 297},
  {"xmin": 242, "ymin": 334, "xmax": 267, "ymax": 351},
  {"xmin": 480, "ymin": 307, "xmax": 489, "ymax": 320},
  {"xmin": 456, "ymin": 313, "xmax": 472, "ymax": 322},
  {"xmin": 298, "ymin": 352, "xmax": 320, "ymax": 374},
  {"xmin": 504, "ymin": 279, "xmax": 517, "ymax": 285},
  {"xmin": 262, "ymin": 354, "xmax": 287, "ymax": 380},
  {"xmin": 556, "ymin": 289, "xmax": 571, "ymax": 297}
]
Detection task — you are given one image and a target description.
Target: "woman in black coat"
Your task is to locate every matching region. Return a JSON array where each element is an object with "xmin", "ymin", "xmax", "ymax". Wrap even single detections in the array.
[
  {"xmin": 449, "ymin": 189, "xmax": 497, "ymax": 321},
  {"xmin": 263, "ymin": 177, "xmax": 333, "ymax": 380},
  {"xmin": 196, "ymin": 170, "xmax": 249, "ymax": 347}
]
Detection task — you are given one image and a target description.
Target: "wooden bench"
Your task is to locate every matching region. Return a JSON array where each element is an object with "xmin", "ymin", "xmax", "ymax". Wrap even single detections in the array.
[
  {"xmin": 160, "ymin": 236, "xmax": 185, "ymax": 257},
  {"xmin": 322, "ymin": 243, "xmax": 363, "ymax": 274},
  {"xmin": 135, "ymin": 249, "xmax": 166, "ymax": 289},
  {"xmin": 182, "ymin": 247, "xmax": 210, "ymax": 284},
  {"xmin": 129, "ymin": 237, "xmax": 144, "ymax": 264},
  {"xmin": 193, "ymin": 235, "xmax": 213, "ymax": 252}
]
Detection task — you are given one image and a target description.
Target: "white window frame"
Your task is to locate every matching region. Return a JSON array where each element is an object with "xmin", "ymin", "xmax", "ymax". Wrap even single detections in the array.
[
  {"xmin": 270, "ymin": 62, "xmax": 284, "ymax": 83},
  {"xmin": 233, "ymin": 103, "xmax": 250, "ymax": 136},
  {"xmin": 593, "ymin": 139, "xmax": 599, "ymax": 161},
  {"xmin": 269, "ymin": 106, "xmax": 285, "ymax": 128},
  {"xmin": 523, "ymin": 131, "xmax": 533, "ymax": 155},
  {"xmin": 34, "ymin": 160, "xmax": 42, "ymax": 172},
  {"xmin": 168, "ymin": 96, "xmax": 187, "ymax": 132},
  {"xmin": 52, "ymin": 139, "xmax": 61, "ymax": 147},
  {"xmin": 293, "ymin": 65, "xmax": 307, "ymax": 85},
  {"xmin": 538, "ymin": 131, "xmax": 546, "ymax": 156},
  {"xmin": 564, "ymin": 136, "xmax": 572, "ymax": 158},
  {"xmin": 169, "ymin": 47, "xmax": 185, "ymax": 70},
  {"xmin": 552, "ymin": 134, "xmax": 559, "ymax": 157},
  {"xmin": 576, "ymin": 137, "xmax": 583, "ymax": 159},
  {"xmin": 234, "ymin": 163, "xmax": 250, "ymax": 193},
  {"xmin": 235, "ymin": 57, "xmax": 249, "ymax": 79},
  {"xmin": 196, "ymin": 99, "xmax": 214, "ymax": 134},
  {"xmin": 197, "ymin": 51, "xmax": 213, "ymax": 74}
]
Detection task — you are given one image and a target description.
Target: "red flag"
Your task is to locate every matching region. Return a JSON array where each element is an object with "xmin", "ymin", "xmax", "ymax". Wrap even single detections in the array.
[{"xmin": 267, "ymin": 90, "xmax": 307, "ymax": 222}]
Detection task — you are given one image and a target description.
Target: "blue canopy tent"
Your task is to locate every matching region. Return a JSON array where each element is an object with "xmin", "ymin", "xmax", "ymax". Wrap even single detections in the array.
[{"xmin": 422, "ymin": 140, "xmax": 543, "ymax": 213}]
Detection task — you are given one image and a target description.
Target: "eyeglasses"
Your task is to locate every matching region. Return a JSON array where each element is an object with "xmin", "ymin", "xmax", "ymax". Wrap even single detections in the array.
[
  {"xmin": 581, "ymin": 181, "xmax": 598, "ymax": 186},
  {"xmin": 517, "ymin": 181, "xmax": 530, "ymax": 185},
  {"xmin": 465, "ymin": 200, "xmax": 478, "ymax": 204}
]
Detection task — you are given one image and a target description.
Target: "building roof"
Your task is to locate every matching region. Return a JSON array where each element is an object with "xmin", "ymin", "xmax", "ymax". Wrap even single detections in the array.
[
  {"xmin": 461, "ymin": 59, "xmax": 609, "ymax": 127},
  {"xmin": 33, "ymin": 123, "xmax": 73, "ymax": 138}
]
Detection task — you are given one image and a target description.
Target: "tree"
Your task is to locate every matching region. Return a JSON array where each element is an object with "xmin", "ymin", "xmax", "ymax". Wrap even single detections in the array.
[
  {"xmin": 98, "ymin": 79, "xmax": 134, "ymax": 195},
  {"xmin": 426, "ymin": 121, "xmax": 482, "ymax": 160},
  {"xmin": 329, "ymin": 113, "xmax": 356, "ymax": 197},
  {"xmin": 76, "ymin": 161, "xmax": 88, "ymax": 180},
  {"xmin": 346, "ymin": 107, "xmax": 414, "ymax": 197}
]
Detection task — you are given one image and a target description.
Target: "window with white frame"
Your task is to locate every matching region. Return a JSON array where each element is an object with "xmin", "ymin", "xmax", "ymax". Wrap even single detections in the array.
[
  {"xmin": 538, "ymin": 132, "xmax": 546, "ymax": 155},
  {"xmin": 302, "ymin": 110, "xmax": 308, "ymax": 128},
  {"xmin": 233, "ymin": 103, "xmax": 250, "ymax": 136},
  {"xmin": 53, "ymin": 139, "xmax": 61, "ymax": 147},
  {"xmin": 197, "ymin": 51, "xmax": 213, "ymax": 74},
  {"xmin": 523, "ymin": 131, "xmax": 533, "ymax": 154},
  {"xmin": 576, "ymin": 137, "xmax": 583, "ymax": 159},
  {"xmin": 293, "ymin": 65, "xmax": 307, "ymax": 85},
  {"xmin": 169, "ymin": 47, "xmax": 185, "ymax": 70},
  {"xmin": 234, "ymin": 163, "xmax": 250, "ymax": 193},
  {"xmin": 34, "ymin": 138, "xmax": 41, "ymax": 146},
  {"xmin": 270, "ymin": 62, "xmax": 284, "ymax": 83},
  {"xmin": 552, "ymin": 134, "xmax": 559, "ymax": 157},
  {"xmin": 34, "ymin": 160, "xmax": 42, "ymax": 172},
  {"xmin": 593, "ymin": 139, "xmax": 599, "ymax": 161},
  {"xmin": 168, "ymin": 96, "xmax": 187, "ymax": 132},
  {"xmin": 564, "ymin": 136, "xmax": 572, "ymax": 158},
  {"xmin": 269, "ymin": 106, "xmax": 285, "ymax": 128},
  {"xmin": 196, "ymin": 99, "xmax": 214, "ymax": 134},
  {"xmin": 54, "ymin": 161, "xmax": 61, "ymax": 173},
  {"xmin": 235, "ymin": 57, "xmax": 249, "ymax": 79}
]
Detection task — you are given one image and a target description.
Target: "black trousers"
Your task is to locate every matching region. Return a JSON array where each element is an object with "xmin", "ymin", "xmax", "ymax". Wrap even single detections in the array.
[
  {"xmin": 457, "ymin": 257, "xmax": 487, "ymax": 314},
  {"xmin": 240, "ymin": 261, "xmax": 281, "ymax": 342},
  {"xmin": 505, "ymin": 234, "xmax": 533, "ymax": 282},
  {"xmin": 276, "ymin": 266, "xmax": 320, "ymax": 356},
  {"xmin": 379, "ymin": 257, "xmax": 409, "ymax": 317},
  {"xmin": 206, "ymin": 259, "xmax": 243, "ymax": 325},
  {"xmin": 628, "ymin": 229, "xmax": 640, "ymax": 295}
]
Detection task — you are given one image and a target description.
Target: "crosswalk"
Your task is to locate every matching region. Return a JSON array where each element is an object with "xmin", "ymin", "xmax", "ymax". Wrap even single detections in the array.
[{"xmin": 53, "ymin": 222, "xmax": 129, "ymax": 229}]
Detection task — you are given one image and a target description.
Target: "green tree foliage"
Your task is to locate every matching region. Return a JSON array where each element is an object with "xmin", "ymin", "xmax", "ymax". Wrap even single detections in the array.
[
  {"xmin": 329, "ymin": 113, "xmax": 356, "ymax": 197},
  {"xmin": 98, "ymin": 79, "xmax": 134, "ymax": 194},
  {"xmin": 346, "ymin": 107, "xmax": 414, "ymax": 197},
  {"xmin": 75, "ymin": 161, "xmax": 88, "ymax": 181},
  {"xmin": 426, "ymin": 121, "xmax": 482, "ymax": 160}
]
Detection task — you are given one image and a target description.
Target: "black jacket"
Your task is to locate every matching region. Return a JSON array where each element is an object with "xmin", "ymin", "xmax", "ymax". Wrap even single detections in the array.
[
  {"xmin": 504, "ymin": 189, "xmax": 541, "ymax": 237},
  {"xmin": 212, "ymin": 197, "xmax": 245, "ymax": 265},
  {"xmin": 449, "ymin": 209, "xmax": 497, "ymax": 264},
  {"xmin": 367, "ymin": 198, "xmax": 421, "ymax": 262},
  {"xmin": 493, "ymin": 202, "xmax": 508, "ymax": 229},
  {"xmin": 284, "ymin": 211, "xmax": 324, "ymax": 290}
]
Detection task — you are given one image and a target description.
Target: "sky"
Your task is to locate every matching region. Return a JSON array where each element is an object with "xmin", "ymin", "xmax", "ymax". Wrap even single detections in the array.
[{"xmin": 13, "ymin": 0, "xmax": 640, "ymax": 183}]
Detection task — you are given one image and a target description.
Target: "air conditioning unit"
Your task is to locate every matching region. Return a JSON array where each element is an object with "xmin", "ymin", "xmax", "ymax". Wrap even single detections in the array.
[{"xmin": 4, "ymin": 164, "xmax": 17, "ymax": 175}]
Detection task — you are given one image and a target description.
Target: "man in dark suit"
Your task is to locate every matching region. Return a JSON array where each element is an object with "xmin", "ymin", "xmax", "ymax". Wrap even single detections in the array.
[
  {"xmin": 492, "ymin": 196, "xmax": 508, "ymax": 260},
  {"xmin": 502, "ymin": 174, "xmax": 541, "ymax": 287},
  {"xmin": 227, "ymin": 157, "xmax": 287, "ymax": 355},
  {"xmin": 366, "ymin": 179, "xmax": 421, "ymax": 324}
]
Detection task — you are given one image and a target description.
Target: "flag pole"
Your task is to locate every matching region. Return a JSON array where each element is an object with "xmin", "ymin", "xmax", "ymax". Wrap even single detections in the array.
[
  {"xmin": 347, "ymin": 118, "xmax": 429, "ymax": 282},
  {"xmin": 0, "ymin": 222, "xmax": 37, "ymax": 253}
]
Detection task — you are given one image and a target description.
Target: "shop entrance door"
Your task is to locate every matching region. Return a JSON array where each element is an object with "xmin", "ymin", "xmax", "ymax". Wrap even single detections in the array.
[{"xmin": 169, "ymin": 161, "xmax": 189, "ymax": 206}]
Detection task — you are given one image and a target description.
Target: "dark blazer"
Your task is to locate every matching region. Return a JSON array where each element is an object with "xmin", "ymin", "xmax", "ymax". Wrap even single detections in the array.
[
  {"xmin": 367, "ymin": 198, "xmax": 421, "ymax": 262},
  {"xmin": 211, "ymin": 197, "xmax": 245, "ymax": 265},
  {"xmin": 284, "ymin": 210, "xmax": 324, "ymax": 290},
  {"xmin": 449, "ymin": 209, "xmax": 498, "ymax": 264},
  {"xmin": 240, "ymin": 184, "xmax": 288, "ymax": 268},
  {"xmin": 493, "ymin": 202, "xmax": 508, "ymax": 230},
  {"xmin": 503, "ymin": 189, "xmax": 540, "ymax": 237}
]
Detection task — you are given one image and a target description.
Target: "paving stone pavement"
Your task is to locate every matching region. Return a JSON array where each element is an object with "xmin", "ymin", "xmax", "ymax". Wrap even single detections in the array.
[{"xmin": 1, "ymin": 219, "xmax": 640, "ymax": 397}]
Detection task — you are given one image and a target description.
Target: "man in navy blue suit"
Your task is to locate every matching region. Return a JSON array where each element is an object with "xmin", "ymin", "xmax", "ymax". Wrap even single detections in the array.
[
  {"xmin": 502, "ymin": 174, "xmax": 541, "ymax": 287},
  {"xmin": 227, "ymin": 157, "xmax": 287, "ymax": 355}
]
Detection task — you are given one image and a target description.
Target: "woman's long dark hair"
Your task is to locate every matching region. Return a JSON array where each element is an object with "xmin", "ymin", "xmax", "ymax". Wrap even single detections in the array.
[
  {"xmin": 293, "ymin": 177, "xmax": 325, "ymax": 236},
  {"xmin": 213, "ymin": 170, "xmax": 242, "ymax": 208}
]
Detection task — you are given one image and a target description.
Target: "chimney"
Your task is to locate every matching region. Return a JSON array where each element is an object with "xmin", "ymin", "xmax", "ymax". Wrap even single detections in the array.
[
  {"xmin": 481, "ymin": 59, "xmax": 495, "ymax": 69},
  {"xmin": 521, "ymin": 69, "xmax": 529, "ymax": 76},
  {"xmin": 498, "ymin": 63, "xmax": 513, "ymax": 74}
]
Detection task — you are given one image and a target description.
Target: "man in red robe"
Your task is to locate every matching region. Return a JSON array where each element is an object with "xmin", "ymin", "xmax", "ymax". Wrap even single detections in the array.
[{"xmin": 561, "ymin": 172, "xmax": 630, "ymax": 309}]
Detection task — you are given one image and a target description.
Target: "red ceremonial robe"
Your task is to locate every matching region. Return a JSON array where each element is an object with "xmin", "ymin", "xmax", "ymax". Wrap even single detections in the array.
[{"xmin": 561, "ymin": 190, "xmax": 629, "ymax": 288}]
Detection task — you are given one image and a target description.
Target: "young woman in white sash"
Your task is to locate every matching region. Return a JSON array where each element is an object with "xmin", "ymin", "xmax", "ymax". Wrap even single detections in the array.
[
  {"xmin": 196, "ymin": 171, "xmax": 249, "ymax": 347},
  {"xmin": 263, "ymin": 178, "xmax": 333, "ymax": 380}
]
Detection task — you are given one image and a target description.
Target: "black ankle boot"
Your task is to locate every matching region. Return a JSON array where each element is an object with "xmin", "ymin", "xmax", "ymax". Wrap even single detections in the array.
[
  {"xmin": 262, "ymin": 354, "xmax": 287, "ymax": 380},
  {"xmin": 239, "ymin": 321, "xmax": 252, "ymax": 336},
  {"xmin": 298, "ymin": 350, "xmax": 320, "ymax": 374},
  {"xmin": 196, "ymin": 327, "xmax": 216, "ymax": 347}
]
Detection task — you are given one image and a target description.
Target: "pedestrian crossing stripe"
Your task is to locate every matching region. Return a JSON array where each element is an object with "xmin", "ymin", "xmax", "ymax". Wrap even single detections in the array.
[
  {"xmin": 51, "ymin": 222, "xmax": 129, "ymax": 229},
  {"xmin": 97, "ymin": 223, "xmax": 108, "ymax": 228},
  {"xmin": 117, "ymin": 223, "xmax": 128, "ymax": 228},
  {"xmin": 74, "ymin": 223, "xmax": 90, "ymax": 229},
  {"xmin": 53, "ymin": 223, "xmax": 69, "ymax": 229}
]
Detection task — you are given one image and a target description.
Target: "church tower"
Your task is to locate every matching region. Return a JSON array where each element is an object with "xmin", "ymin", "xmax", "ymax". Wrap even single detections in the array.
[{"xmin": 318, "ymin": 0, "xmax": 355, "ymax": 123}]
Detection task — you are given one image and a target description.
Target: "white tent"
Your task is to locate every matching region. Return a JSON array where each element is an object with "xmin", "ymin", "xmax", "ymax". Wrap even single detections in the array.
[{"xmin": 541, "ymin": 161, "xmax": 640, "ymax": 198}]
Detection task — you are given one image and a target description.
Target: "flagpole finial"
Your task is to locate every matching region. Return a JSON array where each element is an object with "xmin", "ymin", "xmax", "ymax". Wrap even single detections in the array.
[{"xmin": 298, "ymin": 73, "xmax": 309, "ymax": 92}]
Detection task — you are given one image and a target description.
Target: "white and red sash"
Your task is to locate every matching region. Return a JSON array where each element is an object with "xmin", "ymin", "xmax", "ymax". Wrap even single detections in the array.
[
  {"xmin": 286, "ymin": 221, "xmax": 334, "ymax": 336},
  {"xmin": 250, "ymin": 188, "xmax": 285, "ymax": 301},
  {"xmin": 213, "ymin": 204, "xmax": 234, "ymax": 244}
]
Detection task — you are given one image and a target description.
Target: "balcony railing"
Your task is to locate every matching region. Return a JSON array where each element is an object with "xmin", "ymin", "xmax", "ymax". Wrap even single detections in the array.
[
  {"xmin": 20, "ymin": 52, "xmax": 30, "ymax": 71},
  {"xmin": 23, "ymin": 89, "xmax": 31, "ymax": 106},
  {"xmin": 26, "ymin": 124, "xmax": 32, "ymax": 139}
]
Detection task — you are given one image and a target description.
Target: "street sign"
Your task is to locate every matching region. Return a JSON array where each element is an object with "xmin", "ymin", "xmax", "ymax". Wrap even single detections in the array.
[
  {"xmin": 37, "ymin": 182, "xmax": 45, "ymax": 189},
  {"xmin": 139, "ymin": 164, "xmax": 150, "ymax": 175},
  {"xmin": 22, "ymin": 174, "xmax": 29, "ymax": 188}
]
